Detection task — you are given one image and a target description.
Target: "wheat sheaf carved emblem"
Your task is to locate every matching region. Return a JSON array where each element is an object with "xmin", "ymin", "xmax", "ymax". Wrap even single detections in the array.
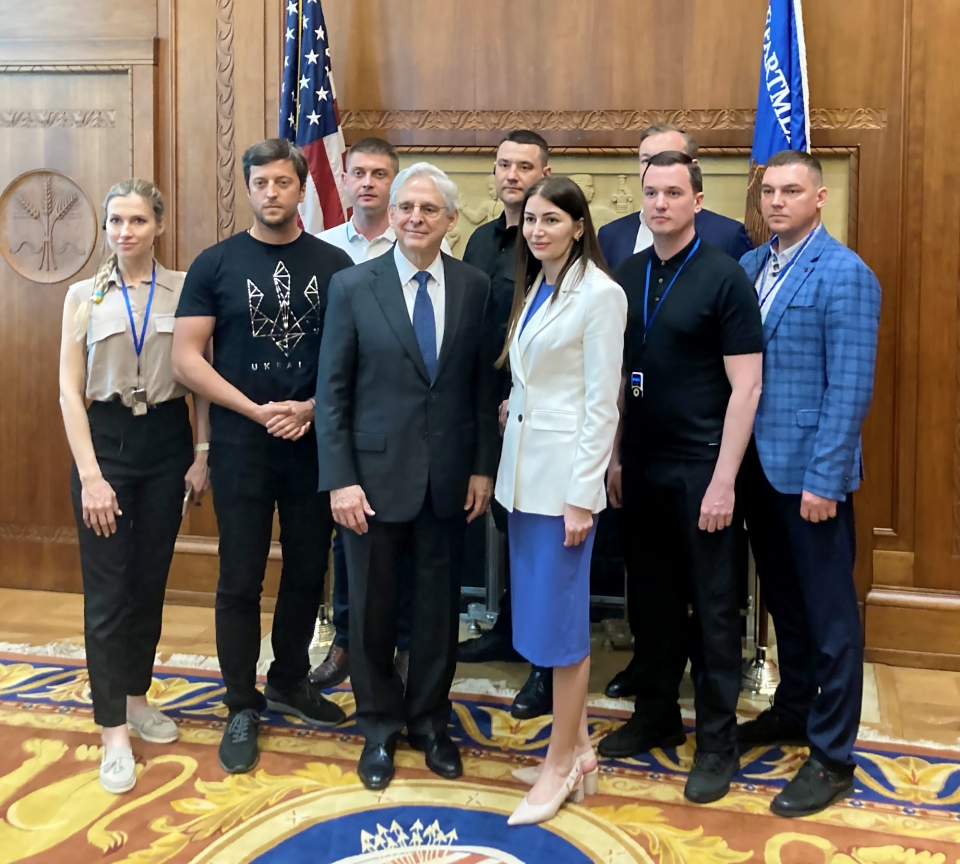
[{"xmin": 11, "ymin": 173, "xmax": 84, "ymax": 272}]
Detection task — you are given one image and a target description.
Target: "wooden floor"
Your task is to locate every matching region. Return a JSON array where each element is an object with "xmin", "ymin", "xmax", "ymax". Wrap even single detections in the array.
[{"xmin": 1, "ymin": 586, "xmax": 958, "ymax": 748}]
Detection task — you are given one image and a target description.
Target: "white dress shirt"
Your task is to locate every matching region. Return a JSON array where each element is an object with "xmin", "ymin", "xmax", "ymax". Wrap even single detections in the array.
[
  {"xmin": 754, "ymin": 223, "xmax": 822, "ymax": 322},
  {"xmin": 317, "ymin": 219, "xmax": 397, "ymax": 263},
  {"xmin": 633, "ymin": 210, "xmax": 654, "ymax": 254},
  {"xmin": 393, "ymin": 243, "xmax": 445, "ymax": 347}
]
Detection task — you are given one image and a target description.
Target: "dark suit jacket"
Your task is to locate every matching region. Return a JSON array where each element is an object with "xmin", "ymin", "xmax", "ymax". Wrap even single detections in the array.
[
  {"xmin": 315, "ymin": 252, "xmax": 500, "ymax": 523},
  {"xmin": 598, "ymin": 209, "xmax": 753, "ymax": 270}
]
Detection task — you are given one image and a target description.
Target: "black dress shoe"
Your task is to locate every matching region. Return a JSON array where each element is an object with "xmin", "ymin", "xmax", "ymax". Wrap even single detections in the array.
[
  {"xmin": 358, "ymin": 737, "xmax": 398, "ymax": 791},
  {"xmin": 771, "ymin": 756, "xmax": 855, "ymax": 817},
  {"xmin": 604, "ymin": 662, "xmax": 639, "ymax": 699},
  {"xmin": 408, "ymin": 731, "xmax": 463, "ymax": 779},
  {"xmin": 737, "ymin": 708, "xmax": 809, "ymax": 748},
  {"xmin": 457, "ymin": 630, "xmax": 523, "ymax": 664},
  {"xmin": 597, "ymin": 714, "xmax": 686, "ymax": 759},
  {"xmin": 684, "ymin": 750, "xmax": 740, "ymax": 804},
  {"xmin": 308, "ymin": 645, "xmax": 349, "ymax": 690},
  {"xmin": 510, "ymin": 666, "xmax": 552, "ymax": 720}
]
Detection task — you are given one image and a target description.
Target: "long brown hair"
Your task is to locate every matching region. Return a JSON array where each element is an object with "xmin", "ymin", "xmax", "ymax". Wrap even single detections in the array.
[{"xmin": 496, "ymin": 176, "xmax": 611, "ymax": 367}]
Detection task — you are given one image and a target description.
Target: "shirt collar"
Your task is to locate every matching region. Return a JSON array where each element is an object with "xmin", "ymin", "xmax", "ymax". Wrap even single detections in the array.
[
  {"xmin": 346, "ymin": 218, "xmax": 396, "ymax": 246},
  {"xmin": 393, "ymin": 243, "xmax": 445, "ymax": 287},
  {"xmin": 110, "ymin": 260, "xmax": 174, "ymax": 291},
  {"xmin": 771, "ymin": 223, "xmax": 822, "ymax": 265},
  {"xmin": 653, "ymin": 234, "xmax": 699, "ymax": 269},
  {"xmin": 493, "ymin": 210, "xmax": 518, "ymax": 243}
]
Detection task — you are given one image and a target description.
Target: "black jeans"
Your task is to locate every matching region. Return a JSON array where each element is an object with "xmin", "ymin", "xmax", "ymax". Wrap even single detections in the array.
[
  {"xmin": 72, "ymin": 398, "xmax": 192, "ymax": 728},
  {"xmin": 622, "ymin": 456, "xmax": 742, "ymax": 756},
  {"xmin": 210, "ymin": 432, "xmax": 334, "ymax": 714}
]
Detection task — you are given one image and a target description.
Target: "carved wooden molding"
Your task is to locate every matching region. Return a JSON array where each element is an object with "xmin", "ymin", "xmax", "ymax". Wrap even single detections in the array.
[
  {"xmin": 341, "ymin": 108, "xmax": 887, "ymax": 132},
  {"xmin": 0, "ymin": 65, "xmax": 131, "ymax": 73},
  {"xmin": 215, "ymin": 0, "xmax": 237, "ymax": 242},
  {"xmin": 0, "ymin": 523, "xmax": 78, "ymax": 545},
  {"xmin": 0, "ymin": 110, "xmax": 116, "ymax": 129}
]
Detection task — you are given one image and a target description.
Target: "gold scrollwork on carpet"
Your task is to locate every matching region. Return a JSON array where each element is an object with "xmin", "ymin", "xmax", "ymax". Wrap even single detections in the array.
[
  {"xmin": 589, "ymin": 803, "xmax": 752, "ymax": 863},
  {"xmin": 855, "ymin": 753, "xmax": 960, "ymax": 806},
  {"xmin": 764, "ymin": 835, "xmax": 947, "ymax": 864}
]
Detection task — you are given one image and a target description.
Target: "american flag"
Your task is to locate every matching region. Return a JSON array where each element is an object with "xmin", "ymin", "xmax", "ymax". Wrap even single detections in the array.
[{"xmin": 280, "ymin": 0, "xmax": 349, "ymax": 233}]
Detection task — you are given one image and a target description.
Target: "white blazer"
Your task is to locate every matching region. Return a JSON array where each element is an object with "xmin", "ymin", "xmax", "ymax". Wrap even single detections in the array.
[{"xmin": 495, "ymin": 259, "xmax": 627, "ymax": 516}]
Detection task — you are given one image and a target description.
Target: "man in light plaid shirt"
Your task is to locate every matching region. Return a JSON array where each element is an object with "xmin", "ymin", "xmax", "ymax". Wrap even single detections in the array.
[{"xmin": 736, "ymin": 150, "xmax": 881, "ymax": 819}]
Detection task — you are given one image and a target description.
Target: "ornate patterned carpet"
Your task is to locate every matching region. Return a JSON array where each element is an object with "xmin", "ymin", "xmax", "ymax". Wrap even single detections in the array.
[{"xmin": 0, "ymin": 652, "xmax": 958, "ymax": 864}]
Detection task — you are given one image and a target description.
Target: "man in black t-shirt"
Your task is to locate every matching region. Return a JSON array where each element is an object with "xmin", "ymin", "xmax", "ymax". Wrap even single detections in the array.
[
  {"xmin": 458, "ymin": 130, "xmax": 553, "ymax": 720},
  {"xmin": 172, "ymin": 139, "xmax": 353, "ymax": 775},
  {"xmin": 597, "ymin": 152, "xmax": 763, "ymax": 805}
]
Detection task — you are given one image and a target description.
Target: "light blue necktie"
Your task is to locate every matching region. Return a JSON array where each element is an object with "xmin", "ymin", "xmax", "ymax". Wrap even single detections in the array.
[{"xmin": 412, "ymin": 271, "xmax": 438, "ymax": 380}]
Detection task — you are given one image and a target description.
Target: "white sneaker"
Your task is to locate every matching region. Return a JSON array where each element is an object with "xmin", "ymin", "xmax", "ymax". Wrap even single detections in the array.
[
  {"xmin": 127, "ymin": 706, "xmax": 179, "ymax": 744},
  {"xmin": 100, "ymin": 745, "xmax": 136, "ymax": 794}
]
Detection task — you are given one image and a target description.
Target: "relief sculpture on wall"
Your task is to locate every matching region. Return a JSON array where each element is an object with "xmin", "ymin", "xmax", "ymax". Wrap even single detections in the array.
[{"xmin": 0, "ymin": 169, "xmax": 96, "ymax": 285}]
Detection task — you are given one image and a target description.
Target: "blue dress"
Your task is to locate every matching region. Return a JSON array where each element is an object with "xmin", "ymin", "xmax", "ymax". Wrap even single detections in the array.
[{"xmin": 508, "ymin": 282, "xmax": 599, "ymax": 668}]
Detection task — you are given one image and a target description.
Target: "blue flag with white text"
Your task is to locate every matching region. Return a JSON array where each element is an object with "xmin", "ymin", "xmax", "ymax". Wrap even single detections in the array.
[{"xmin": 746, "ymin": 0, "xmax": 810, "ymax": 244}]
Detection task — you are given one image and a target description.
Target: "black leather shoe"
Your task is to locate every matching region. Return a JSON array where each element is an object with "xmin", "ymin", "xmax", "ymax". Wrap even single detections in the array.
[
  {"xmin": 597, "ymin": 715, "xmax": 686, "ymax": 759},
  {"xmin": 737, "ymin": 708, "xmax": 809, "ymax": 748},
  {"xmin": 604, "ymin": 662, "xmax": 639, "ymax": 699},
  {"xmin": 308, "ymin": 645, "xmax": 349, "ymax": 690},
  {"xmin": 684, "ymin": 750, "xmax": 740, "ymax": 804},
  {"xmin": 358, "ymin": 737, "xmax": 398, "ymax": 791},
  {"xmin": 408, "ymin": 731, "xmax": 463, "ymax": 779},
  {"xmin": 457, "ymin": 630, "xmax": 523, "ymax": 664},
  {"xmin": 771, "ymin": 756, "xmax": 855, "ymax": 817},
  {"xmin": 510, "ymin": 666, "xmax": 552, "ymax": 720}
]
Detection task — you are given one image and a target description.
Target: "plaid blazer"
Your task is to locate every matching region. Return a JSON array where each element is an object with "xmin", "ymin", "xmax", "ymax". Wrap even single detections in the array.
[{"xmin": 739, "ymin": 228, "xmax": 881, "ymax": 501}]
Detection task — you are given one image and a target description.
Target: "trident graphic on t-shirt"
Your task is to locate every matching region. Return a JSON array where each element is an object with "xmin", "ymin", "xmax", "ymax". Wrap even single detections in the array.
[{"xmin": 247, "ymin": 261, "xmax": 319, "ymax": 357}]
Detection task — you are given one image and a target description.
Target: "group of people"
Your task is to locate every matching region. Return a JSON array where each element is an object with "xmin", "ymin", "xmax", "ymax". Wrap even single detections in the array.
[{"xmin": 58, "ymin": 123, "xmax": 880, "ymax": 828}]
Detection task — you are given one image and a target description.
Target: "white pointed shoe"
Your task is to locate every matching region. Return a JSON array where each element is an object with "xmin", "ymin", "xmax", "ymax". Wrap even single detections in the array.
[
  {"xmin": 513, "ymin": 753, "xmax": 599, "ymax": 796},
  {"xmin": 508, "ymin": 759, "xmax": 585, "ymax": 826},
  {"xmin": 100, "ymin": 745, "xmax": 136, "ymax": 794},
  {"xmin": 128, "ymin": 706, "xmax": 179, "ymax": 744}
]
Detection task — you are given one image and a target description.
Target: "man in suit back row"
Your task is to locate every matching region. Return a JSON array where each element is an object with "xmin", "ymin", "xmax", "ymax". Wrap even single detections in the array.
[{"xmin": 172, "ymin": 131, "xmax": 879, "ymax": 819}]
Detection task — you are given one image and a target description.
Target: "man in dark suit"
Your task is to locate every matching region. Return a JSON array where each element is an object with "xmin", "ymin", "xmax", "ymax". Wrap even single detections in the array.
[
  {"xmin": 598, "ymin": 124, "xmax": 752, "ymax": 271},
  {"xmin": 598, "ymin": 123, "xmax": 753, "ymax": 700},
  {"xmin": 315, "ymin": 162, "xmax": 499, "ymax": 791}
]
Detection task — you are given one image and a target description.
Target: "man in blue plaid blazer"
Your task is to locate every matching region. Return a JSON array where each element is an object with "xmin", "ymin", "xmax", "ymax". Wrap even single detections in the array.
[{"xmin": 736, "ymin": 151, "xmax": 881, "ymax": 818}]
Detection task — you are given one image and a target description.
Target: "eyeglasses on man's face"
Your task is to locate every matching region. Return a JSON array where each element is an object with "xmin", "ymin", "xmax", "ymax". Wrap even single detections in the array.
[{"xmin": 393, "ymin": 201, "xmax": 445, "ymax": 219}]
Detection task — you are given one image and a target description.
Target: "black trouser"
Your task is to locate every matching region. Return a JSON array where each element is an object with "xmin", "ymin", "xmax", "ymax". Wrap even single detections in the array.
[
  {"xmin": 488, "ymin": 499, "xmax": 514, "ymax": 635},
  {"xmin": 622, "ymin": 456, "xmax": 742, "ymax": 756},
  {"xmin": 71, "ymin": 398, "xmax": 192, "ymax": 728},
  {"xmin": 331, "ymin": 528, "xmax": 412, "ymax": 653},
  {"xmin": 343, "ymin": 490, "xmax": 466, "ymax": 745},
  {"xmin": 739, "ymin": 439, "xmax": 861, "ymax": 768},
  {"xmin": 210, "ymin": 432, "xmax": 333, "ymax": 714}
]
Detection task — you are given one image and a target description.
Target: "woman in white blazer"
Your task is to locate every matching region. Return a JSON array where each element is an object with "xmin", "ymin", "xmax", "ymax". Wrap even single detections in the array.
[{"xmin": 495, "ymin": 177, "xmax": 627, "ymax": 825}]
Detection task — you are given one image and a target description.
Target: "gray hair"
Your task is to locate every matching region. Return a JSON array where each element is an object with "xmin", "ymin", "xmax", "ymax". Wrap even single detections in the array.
[{"xmin": 390, "ymin": 162, "xmax": 459, "ymax": 214}]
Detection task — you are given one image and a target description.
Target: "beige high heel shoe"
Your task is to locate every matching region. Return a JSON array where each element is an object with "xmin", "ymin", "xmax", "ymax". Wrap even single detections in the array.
[
  {"xmin": 512, "ymin": 752, "xmax": 599, "ymax": 796},
  {"xmin": 508, "ymin": 758, "xmax": 588, "ymax": 826}
]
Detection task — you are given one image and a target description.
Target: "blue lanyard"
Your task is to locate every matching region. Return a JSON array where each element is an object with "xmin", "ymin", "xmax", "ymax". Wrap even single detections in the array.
[
  {"xmin": 643, "ymin": 238, "xmax": 700, "ymax": 344},
  {"xmin": 758, "ymin": 229, "xmax": 817, "ymax": 310},
  {"xmin": 118, "ymin": 265, "xmax": 157, "ymax": 366}
]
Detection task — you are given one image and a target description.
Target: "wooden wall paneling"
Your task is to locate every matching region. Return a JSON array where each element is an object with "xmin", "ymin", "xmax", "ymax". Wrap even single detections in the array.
[{"xmin": 0, "ymin": 0, "xmax": 158, "ymax": 42}]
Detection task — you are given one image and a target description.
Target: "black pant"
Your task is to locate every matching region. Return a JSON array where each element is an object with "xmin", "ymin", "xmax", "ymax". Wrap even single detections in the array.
[
  {"xmin": 343, "ymin": 490, "xmax": 466, "ymax": 744},
  {"xmin": 72, "ymin": 398, "xmax": 192, "ymax": 728},
  {"xmin": 211, "ymin": 432, "xmax": 333, "ymax": 714},
  {"xmin": 622, "ymin": 456, "xmax": 742, "ymax": 755},
  {"xmin": 739, "ymin": 439, "xmax": 861, "ymax": 768},
  {"xmin": 331, "ymin": 528, "xmax": 412, "ymax": 653},
  {"xmin": 488, "ymin": 499, "xmax": 514, "ymax": 635}
]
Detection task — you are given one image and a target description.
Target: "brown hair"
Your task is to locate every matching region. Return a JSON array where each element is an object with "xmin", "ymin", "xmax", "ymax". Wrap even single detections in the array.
[
  {"xmin": 639, "ymin": 123, "xmax": 699, "ymax": 159},
  {"xmin": 75, "ymin": 179, "xmax": 164, "ymax": 341},
  {"xmin": 242, "ymin": 138, "xmax": 309, "ymax": 188},
  {"xmin": 642, "ymin": 150, "xmax": 704, "ymax": 195},
  {"xmin": 764, "ymin": 149, "xmax": 824, "ymax": 185},
  {"xmin": 347, "ymin": 137, "xmax": 400, "ymax": 173},
  {"xmin": 496, "ymin": 177, "xmax": 611, "ymax": 367}
]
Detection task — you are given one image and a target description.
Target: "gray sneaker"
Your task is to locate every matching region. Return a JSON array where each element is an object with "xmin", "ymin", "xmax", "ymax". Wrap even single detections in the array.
[
  {"xmin": 128, "ymin": 706, "xmax": 179, "ymax": 744},
  {"xmin": 100, "ymin": 745, "xmax": 136, "ymax": 794}
]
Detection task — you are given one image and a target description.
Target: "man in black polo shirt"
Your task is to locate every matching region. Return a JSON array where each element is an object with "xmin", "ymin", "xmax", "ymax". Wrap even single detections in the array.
[
  {"xmin": 598, "ymin": 151, "xmax": 763, "ymax": 804},
  {"xmin": 172, "ymin": 139, "xmax": 353, "ymax": 775},
  {"xmin": 457, "ymin": 130, "xmax": 551, "ymax": 719}
]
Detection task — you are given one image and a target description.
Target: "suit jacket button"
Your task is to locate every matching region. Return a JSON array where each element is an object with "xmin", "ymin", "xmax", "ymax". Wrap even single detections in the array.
[{"xmin": 518, "ymin": 414, "xmax": 523, "ymax": 422}]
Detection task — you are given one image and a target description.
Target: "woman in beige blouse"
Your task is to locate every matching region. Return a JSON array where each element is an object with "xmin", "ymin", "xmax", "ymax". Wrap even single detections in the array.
[{"xmin": 59, "ymin": 179, "xmax": 210, "ymax": 794}]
